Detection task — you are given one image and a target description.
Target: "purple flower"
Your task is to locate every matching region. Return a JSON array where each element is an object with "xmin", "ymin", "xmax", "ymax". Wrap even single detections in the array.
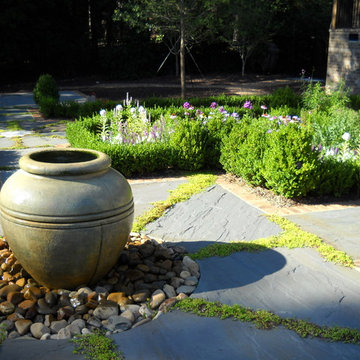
[
  {"xmin": 210, "ymin": 102, "xmax": 217, "ymax": 109},
  {"xmin": 218, "ymin": 106, "xmax": 226, "ymax": 114},
  {"xmin": 266, "ymin": 129, "xmax": 272, "ymax": 134},
  {"xmin": 243, "ymin": 101, "xmax": 253, "ymax": 110},
  {"xmin": 318, "ymin": 144, "xmax": 322, "ymax": 151},
  {"xmin": 183, "ymin": 102, "xmax": 191, "ymax": 109},
  {"xmin": 231, "ymin": 112, "xmax": 239, "ymax": 118},
  {"xmin": 335, "ymin": 147, "xmax": 339, "ymax": 155}
]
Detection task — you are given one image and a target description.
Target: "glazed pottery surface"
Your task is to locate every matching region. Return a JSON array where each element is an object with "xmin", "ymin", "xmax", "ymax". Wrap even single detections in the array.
[{"xmin": 0, "ymin": 148, "xmax": 134, "ymax": 289}]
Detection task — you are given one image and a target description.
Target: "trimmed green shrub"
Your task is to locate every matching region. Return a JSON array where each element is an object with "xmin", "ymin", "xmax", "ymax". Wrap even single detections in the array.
[
  {"xmin": 221, "ymin": 117, "xmax": 269, "ymax": 186},
  {"xmin": 33, "ymin": 74, "xmax": 59, "ymax": 105},
  {"xmin": 169, "ymin": 119, "xmax": 208, "ymax": 170},
  {"xmin": 38, "ymin": 97, "xmax": 59, "ymax": 118},
  {"xmin": 204, "ymin": 116, "xmax": 236, "ymax": 169},
  {"xmin": 66, "ymin": 117, "xmax": 173, "ymax": 177},
  {"xmin": 314, "ymin": 158, "xmax": 359, "ymax": 197},
  {"xmin": 143, "ymin": 94, "xmax": 271, "ymax": 109},
  {"xmin": 349, "ymin": 94, "xmax": 360, "ymax": 110},
  {"xmin": 269, "ymin": 86, "xmax": 300, "ymax": 109},
  {"xmin": 262, "ymin": 123, "xmax": 318, "ymax": 198}
]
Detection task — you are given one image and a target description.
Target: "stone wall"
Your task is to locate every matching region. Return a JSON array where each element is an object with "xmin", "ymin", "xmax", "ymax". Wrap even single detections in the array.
[{"xmin": 326, "ymin": 28, "xmax": 360, "ymax": 94}]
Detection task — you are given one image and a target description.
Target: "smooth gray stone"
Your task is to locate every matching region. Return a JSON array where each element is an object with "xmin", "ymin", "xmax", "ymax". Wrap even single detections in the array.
[
  {"xmin": 114, "ymin": 311, "xmax": 360, "ymax": 360},
  {"xmin": 0, "ymin": 109, "xmax": 34, "ymax": 121},
  {"xmin": 21, "ymin": 136, "xmax": 67, "ymax": 147},
  {"xmin": 0, "ymin": 137, "xmax": 16, "ymax": 148},
  {"xmin": 192, "ymin": 248, "xmax": 360, "ymax": 330},
  {"xmin": 0, "ymin": 91, "xmax": 88, "ymax": 108},
  {"xmin": 131, "ymin": 179, "xmax": 187, "ymax": 219},
  {"xmin": 36, "ymin": 131, "xmax": 66, "ymax": 137},
  {"xmin": 145, "ymin": 185, "xmax": 281, "ymax": 252},
  {"xmin": 0, "ymin": 338, "xmax": 78, "ymax": 360},
  {"xmin": 0, "ymin": 93, "xmax": 37, "ymax": 108},
  {"xmin": 287, "ymin": 209, "xmax": 360, "ymax": 260}
]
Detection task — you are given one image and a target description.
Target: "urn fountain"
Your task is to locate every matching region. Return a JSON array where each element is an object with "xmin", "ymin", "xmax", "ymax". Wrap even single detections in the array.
[{"xmin": 0, "ymin": 148, "xmax": 134, "ymax": 289}]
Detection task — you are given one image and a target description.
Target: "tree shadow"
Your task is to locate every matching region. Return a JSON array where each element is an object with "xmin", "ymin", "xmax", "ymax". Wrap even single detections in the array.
[{"xmin": 175, "ymin": 240, "xmax": 287, "ymax": 293}]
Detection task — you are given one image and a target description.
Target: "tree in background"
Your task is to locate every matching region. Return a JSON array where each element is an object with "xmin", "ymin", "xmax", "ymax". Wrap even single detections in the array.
[
  {"xmin": 273, "ymin": 0, "xmax": 333, "ymax": 77},
  {"xmin": 0, "ymin": 0, "xmax": 334, "ymax": 84},
  {"xmin": 114, "ymin": 0, "xmax": 217, "ymax": 98},
  {"xmin": 216, "ymin": 0, "xmax": 286, "ymax": 76}
]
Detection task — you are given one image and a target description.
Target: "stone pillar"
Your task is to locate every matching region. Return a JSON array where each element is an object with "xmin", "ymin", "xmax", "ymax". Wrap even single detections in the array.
[{"xmin": 326, "ymin": 28, "xmax": 360, "ymax": 94}]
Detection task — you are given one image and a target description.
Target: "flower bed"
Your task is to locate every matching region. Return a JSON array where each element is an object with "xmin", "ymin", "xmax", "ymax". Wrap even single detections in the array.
[{"xmin": 67, "ymin": 86, "xmax": 360, "ymax": 198}]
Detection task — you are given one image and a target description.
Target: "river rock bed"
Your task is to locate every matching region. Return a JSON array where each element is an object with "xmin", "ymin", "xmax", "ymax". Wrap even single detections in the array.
[{"xmin": 0, "ymin": 233, "xmax": 200, "ymax": 340}]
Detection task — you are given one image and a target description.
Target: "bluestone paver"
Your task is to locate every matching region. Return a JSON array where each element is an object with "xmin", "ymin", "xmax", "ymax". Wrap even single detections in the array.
[
  {"xmin": 21, "ymin": 135, "xmax": 67, "ymax": 147},
  {"xmin": 288, "ymin": 208, "xmax": 360, "ymax": 260},
  {"xmin": 0, "ymin": 137, "xmax": 16, "ymax": 148},
  {"xmin": 145, "ymin": 184, "xmax": 282, "ymax": 252},
  {"xmin": 192, "ymin": 247, "xmax": 360, "ymax": 330},
  {"xmin": 131, "ymin": 179, "xmax": 188, "ymax": 219}
]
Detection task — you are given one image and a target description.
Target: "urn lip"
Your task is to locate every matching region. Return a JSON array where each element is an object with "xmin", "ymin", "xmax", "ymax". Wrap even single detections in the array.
[{"xmin": 19, "ymin": 148, "xmax": 111, "ymax": 176}]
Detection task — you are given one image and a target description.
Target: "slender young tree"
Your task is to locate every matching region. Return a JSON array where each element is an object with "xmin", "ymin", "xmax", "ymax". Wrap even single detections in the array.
[
  {"xmin": 114, "ymin": 0, "xmax": 217, "ymax": 98},
  {"xmin": 217, "ymin": 0, "xmax": 284, "ymax": 76}
]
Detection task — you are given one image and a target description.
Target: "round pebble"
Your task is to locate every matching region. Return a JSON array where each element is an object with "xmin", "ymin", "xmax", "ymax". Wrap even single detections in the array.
[{"xmin": 0, "ymin": 232, "xmax": 200, "ymax": 340}]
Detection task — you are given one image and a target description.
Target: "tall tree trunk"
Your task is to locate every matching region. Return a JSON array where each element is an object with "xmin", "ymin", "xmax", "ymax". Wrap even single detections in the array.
[
  {"xmin": 180, "ymin": 0, "xmax": 186, "ymax": 99},
  {"xmin": 175, "ymin": 53, "xmax": 179, "ymax": 77},
  {"xmin": 241, "ymin": 54, "xmax": 246, "ymax": 77}
]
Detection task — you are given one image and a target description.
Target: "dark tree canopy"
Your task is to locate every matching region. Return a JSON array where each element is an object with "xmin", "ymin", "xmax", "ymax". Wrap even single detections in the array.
[{"xmin": 0, "ymin": 0, "xmax": 334, "ymax": 85}]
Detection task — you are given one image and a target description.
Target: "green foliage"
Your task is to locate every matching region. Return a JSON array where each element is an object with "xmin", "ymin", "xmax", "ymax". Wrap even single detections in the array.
[
  {"xmin": 170, "ymin": 119, "xmax": 207, "ymax": 170},
  {"xmin": 68, "ymin": 120, "xmax": 174, "ymax": 177},
  {"xmin": 221, "ymin": 117, "xmax": 268, "ymax": 186},
  {"xmin": 38, "ymin": 97, "xmax": 59, "ymax": 118},
  {"xmin": 262, "ymin": 123, "xmax": 318, "ymax": 198},
  {"xmin": 302, "ymin": 81, "xmax": 350, "ymax": 112},
  {"xmin": 143, "ymin": 94, "xmax": 270, "ymax": 110},
  {"xmin": 349, "ymin": 94, "xmax": 360, "ymax": 111},
  {"xmin": 0, "ymin": 323, "xmax": 7, "ymax": 345},
  {"xmin": 7, "ymin": 120, "xmax": 22, "ymax": 131},
  {"xmin": 269, "ymin": 86, "xmax": 301, "ymax": 109},
  {"xmin": 307, "ymin": 108, "xmax": 360, "ymax": 149},
  {"xmin": 175, "ymin": 298, "xmax": 360, "ymax": 345},
  {"xmin": 205, "ymin": 115, "xmax": 236, "ymax": 169},
  {"xmin": 132, "ymin": 173, "xmax": 217, "ymax": 232},
  {"xmin": 71, "ymin": 329, "xmax": 123, "ymax": 360},
  {"xmin": 314, "ymin": 157, "xmax": 359, "ymax": 197},
  {"xmin": 66, "ymin": 88, "xmax": 360, "ymax": 199},
  {"xmin": 33, "ymin": 74, "xmax": 59, "ymax": 105}
]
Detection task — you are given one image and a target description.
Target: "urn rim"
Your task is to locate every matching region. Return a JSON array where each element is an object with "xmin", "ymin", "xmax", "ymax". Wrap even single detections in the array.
[{"xmin": 19, "ymin": 148, "xmax": 111, "ymax": 176}]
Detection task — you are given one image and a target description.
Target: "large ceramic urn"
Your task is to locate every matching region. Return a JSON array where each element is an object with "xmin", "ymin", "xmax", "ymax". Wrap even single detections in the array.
[{"xmin": 0, "ymin": 148, "xmax": 134, "ymax": 289}]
